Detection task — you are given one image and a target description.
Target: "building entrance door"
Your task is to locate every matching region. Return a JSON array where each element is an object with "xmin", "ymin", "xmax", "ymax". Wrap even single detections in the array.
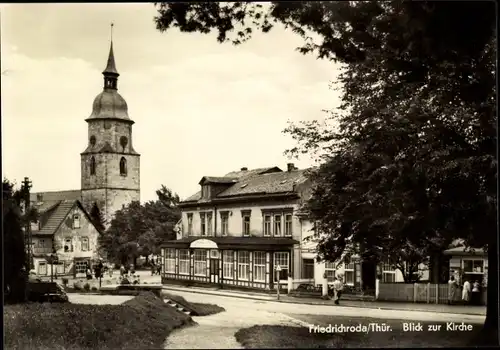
[
  {"xmin": 209, "ymin": 250, "xmax": 219, "ymax": 283},
  {"xmin": 209, "ymin": 259, "xmax": 219, "ymax": 283}
]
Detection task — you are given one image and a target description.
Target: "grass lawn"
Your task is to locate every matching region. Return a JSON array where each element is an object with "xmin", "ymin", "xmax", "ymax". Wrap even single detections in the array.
[
  {"xmin": 235, "ymin": 314, "xmax": 483, "ymax": 348},
  {"xmin": 4, "ymin": 292, "xmax": 193, "ymax": 350},
  {"xmin": 163, "ymin": 292, "xmax": 226, "ymax": 316}
]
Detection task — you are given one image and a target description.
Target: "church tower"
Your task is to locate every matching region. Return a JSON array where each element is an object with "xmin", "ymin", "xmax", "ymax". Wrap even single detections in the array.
[{"xmin": 81, "ymin": 32, "xmax": 140, "ymax": 226}]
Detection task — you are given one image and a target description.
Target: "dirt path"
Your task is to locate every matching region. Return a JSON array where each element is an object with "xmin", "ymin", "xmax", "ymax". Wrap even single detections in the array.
[{"xmin": 67, "ymin": 293, "xmax": 134, "ymax": 305}]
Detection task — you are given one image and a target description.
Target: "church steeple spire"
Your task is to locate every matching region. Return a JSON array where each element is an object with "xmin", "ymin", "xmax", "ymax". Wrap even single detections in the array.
[{"xmin": 103, "ymin": 23, "xmax": 119, "ymax": 90}]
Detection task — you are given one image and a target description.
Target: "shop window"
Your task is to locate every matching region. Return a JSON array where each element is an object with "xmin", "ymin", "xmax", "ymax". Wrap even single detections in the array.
[
  {"xmin": 238, "ymin": 251, "xmax": 250, "ymax": 280},
  {"xmin": 179, "ymin": 249, "xmax": 190, "ymax": 275},
  {"xmin": 223, "ymin": 250, "xmax": 234, "ymax": 279},
  {"xmin": 194, "ymin": 250, "xmax": 207, "ymax": 276},
  {"xmin": 253, "ymin": 252, "xmax": 266, "ymax": 282},
  {"xmin": 165, "ymin": 249, "xmax": 176, "ymax": 273}
]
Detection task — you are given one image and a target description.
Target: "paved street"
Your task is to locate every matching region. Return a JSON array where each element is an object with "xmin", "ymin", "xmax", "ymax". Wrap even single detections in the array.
[
  {"xmin": 164, "ymin": 289, "xmax": 485, "ymax": 324},
  {"xmin": 162, "ymin": 284, "xmax": 487, "ymax": 316}
]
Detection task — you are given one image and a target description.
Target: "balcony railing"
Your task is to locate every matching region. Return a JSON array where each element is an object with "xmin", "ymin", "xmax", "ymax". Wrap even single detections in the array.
[{"xmin": 33, "ymin": 247, "xmax": 53, "ymax": 254}]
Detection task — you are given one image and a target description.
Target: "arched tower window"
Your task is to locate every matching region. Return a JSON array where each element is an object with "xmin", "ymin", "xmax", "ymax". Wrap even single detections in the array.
[
  {"xmin": 90, "ymin": 156, "xmax": 96, "ymax": 175},
  {"xmin": 120, "ymin": 136, "xmax": 128, "ymax": 152},
  {"xmin": 120, "ymin": 157, "xmax": 127, "ymax": 176}
]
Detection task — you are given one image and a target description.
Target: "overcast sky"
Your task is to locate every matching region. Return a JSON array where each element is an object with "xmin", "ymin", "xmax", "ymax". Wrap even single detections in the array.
[{"xmin": 1, "ymin": 3, "xmax": 342, "ymax": 202}]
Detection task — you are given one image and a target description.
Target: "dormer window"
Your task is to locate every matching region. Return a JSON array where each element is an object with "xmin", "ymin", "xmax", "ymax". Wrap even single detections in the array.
[{"xmin": 201, "ymin": 185, "xmax": 210, "ymax": 199}]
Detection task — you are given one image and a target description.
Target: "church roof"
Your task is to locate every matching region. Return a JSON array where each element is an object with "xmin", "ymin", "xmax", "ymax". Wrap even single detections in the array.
[
  {"xmin": 30, "ymin": 190, "xmax": 81, "ymax": 204},
  {"xmin": 86, "ymin": 39, "xmax": 134, "ymax": 124},
  {"xmin": 103, "ymin": 41, "xmax": 119, "ymax": 76},
  {"xmin": 87, "ymin": 90, "xmax": 132, "ymax": 122}
]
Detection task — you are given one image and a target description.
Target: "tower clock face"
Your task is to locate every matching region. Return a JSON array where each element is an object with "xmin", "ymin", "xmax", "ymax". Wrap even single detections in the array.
[{"xmin": 104, "ymin": 120, "xmax": 111, "ymax": 129}]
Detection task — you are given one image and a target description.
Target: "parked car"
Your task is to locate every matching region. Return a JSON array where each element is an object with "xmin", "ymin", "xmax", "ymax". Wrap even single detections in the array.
[{"xmin": 28, "ymin": 281, "xmax": 68, "ymax": 303}]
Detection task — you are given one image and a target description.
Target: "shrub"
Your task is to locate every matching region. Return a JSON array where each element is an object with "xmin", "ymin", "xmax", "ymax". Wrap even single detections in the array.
[
  {"xmin": 62, "ymin": 278, "xmax": 69, "ymax": 286},
  {"xmin": 91, "ymin": 286, "xmax": 98, "ymax": 291},
  {"xmin": 83, "ymin": 283, "xmax": 90, "ymax": 291},
  {"xmin": 121, "ymin": 278, "xmax": 130, "ymax": 285},
  {"xmin": 73, "ymin": 282, "xmax": 82, "ymax": 290},
  {"xmin": 133, "ymin": 280, "xmax": 139, "ymax": 285},
  {"xmin": 4, "ymin": 292, "xmax": 193, "ymax": 349}
]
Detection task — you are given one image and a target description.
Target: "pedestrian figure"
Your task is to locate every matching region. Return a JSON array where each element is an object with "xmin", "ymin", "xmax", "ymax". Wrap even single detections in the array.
[
  {"xmin": 120, "ymin": 264, "xmax": 125, "ymax": 276},
  {"xmin": 332, "ymin": 276, "xmax": 344, "ymax": 305},
  {"xmin": 157, "ymin": 264, "xmax": 161, "ymax": 276},
  {"xmin": 448, "ymin": 275, "xmax": 458, "ymax": 305},
  {"xmin": 108, "ymin": 263, "xmax": 113, "ymax": 278},
  {"xmin": 129, "ymin": 264, "xmax": 135, "ymax": 276},
  {"xmin": 151, "ymin": 261, "xmax": 156, "ymax": 276},
  {"xmin": 462, "ymin": 279, "xmax": 471, "ymax": 305},
  {"xmin": 86, "ymin": 266, "xmax": 92, "ymax": 280},
  {"xmin": 472, "ymin": 280, "xmax": 481, "ymax": 305}
]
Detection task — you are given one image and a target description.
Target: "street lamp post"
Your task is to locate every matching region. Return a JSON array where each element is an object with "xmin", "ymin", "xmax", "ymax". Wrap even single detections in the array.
[
  {"xmin": 21, "ymin": 177, "xmax": 33, "ymax": 271},
  {"xmin": 48, "ymin": 252, "xmax": 58, "ymax": 282},
  {"xmin": 275, "ymin": 265, "xmax": 282, "ymax": 300}
]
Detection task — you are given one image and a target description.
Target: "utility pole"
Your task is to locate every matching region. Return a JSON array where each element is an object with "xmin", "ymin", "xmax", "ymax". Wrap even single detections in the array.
[
  {"xmin": 21, "ymin": 177, "xmax": 33, "ymax": 270},
  {"xmin": 275, "ymin": 265, "xmax": 282, "ymax": 300}
]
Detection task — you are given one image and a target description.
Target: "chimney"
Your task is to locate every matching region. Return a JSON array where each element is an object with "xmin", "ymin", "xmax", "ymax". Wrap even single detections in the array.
[
  {"xmin": 241, "ymin": 167, "xmax": 248, "ymax": 171},
  {"xmin": 287, "ymin": 163, "xmax": 295, "ymax": 172}
]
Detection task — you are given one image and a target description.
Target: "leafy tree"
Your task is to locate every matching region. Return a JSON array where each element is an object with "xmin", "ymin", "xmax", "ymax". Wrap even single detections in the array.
[
  {"xmin": 3, "ymin": 179, "xmax": 28, "ymax": 303},
  {"xmin": 154, "ymin": 1, "xmax": 497, "ymax": 344},
  {"xmin": 156, "ymin": 184, "xmax": 180, "ymax": 208},
  {"xmin": 100, "ymin": 186, "xmax": 181, "ymax": 266},
  {"xmin": 89, "ymin": 203, "xmax": 106, "ymax": 233}
]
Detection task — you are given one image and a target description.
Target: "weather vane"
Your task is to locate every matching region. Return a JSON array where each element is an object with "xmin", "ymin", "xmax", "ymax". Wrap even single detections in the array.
[{"xmin": 110, "ymin": 22, "xmax": 114, "ymax": 41}]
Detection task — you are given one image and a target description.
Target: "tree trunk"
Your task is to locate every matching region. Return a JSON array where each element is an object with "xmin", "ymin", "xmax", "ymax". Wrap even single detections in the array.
[{"xmin": 471, "ymin": 235, "xmax": 498, "ymax": 346}]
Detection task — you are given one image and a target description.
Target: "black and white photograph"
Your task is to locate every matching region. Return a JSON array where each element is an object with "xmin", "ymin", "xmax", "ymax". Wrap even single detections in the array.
[{"xmin": 2, "ymin": 1, "xmax": 497, "ymax": 349}]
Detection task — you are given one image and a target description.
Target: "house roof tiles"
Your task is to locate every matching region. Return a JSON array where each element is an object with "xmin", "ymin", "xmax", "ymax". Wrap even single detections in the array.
[
  {"xmin": 32, "ymin": 200, "xmax": 77, "ymax": 236},
  {"xmin": 182, "ymin": 166, "xmax": 309, "ymax": 203}
]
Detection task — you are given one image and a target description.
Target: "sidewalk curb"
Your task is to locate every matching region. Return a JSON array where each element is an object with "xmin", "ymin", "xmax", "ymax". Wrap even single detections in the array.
[{"xmin": 161, "ymin": 286, "xmax": 486, "ymax": 317}]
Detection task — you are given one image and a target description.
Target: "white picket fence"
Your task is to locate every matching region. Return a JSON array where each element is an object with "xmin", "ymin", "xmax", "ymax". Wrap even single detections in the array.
[{"xmin": 376, "ymin": 281, "xmax": 487, "ymax": 305}]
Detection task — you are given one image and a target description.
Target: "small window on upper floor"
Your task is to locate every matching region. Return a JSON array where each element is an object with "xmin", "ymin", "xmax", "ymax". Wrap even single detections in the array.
[
  {"xmin": 64, "ymin": 238, "xmax": 73, "ymax": 252},
  {"xmin": 81, "ymin": 237, "xmax": 89, "ymax": 251},
  {"xmin": 120, "ymin": 157, "xmax": 127, "ymax": 176},
  {"xmin": 73, "ymin": 214, "xmax": 80, "ymax": 229},
  {"xmin": 89, "ymin": 135, "xmax": 96, "ymax": 147},
  {"xmin": 90, "ymin": 156, "xmax": 96, "ymax": 175}
]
